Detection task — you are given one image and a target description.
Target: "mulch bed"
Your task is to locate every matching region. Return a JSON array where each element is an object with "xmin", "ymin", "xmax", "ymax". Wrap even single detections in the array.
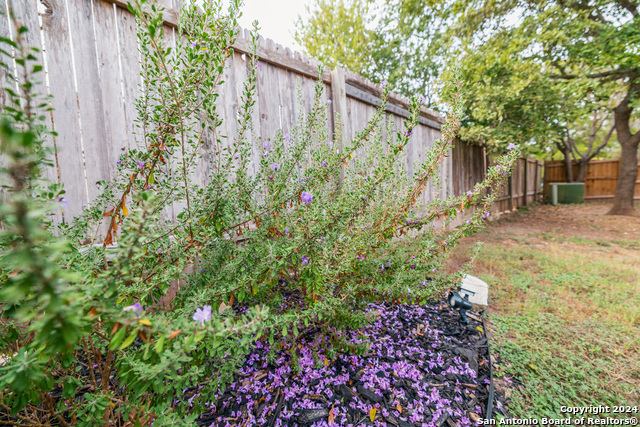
[
  {"xmin": 195, "ymin": 301, "xmax": 492, "ymax": 427},
  {"xmin": 0, "ymin": 301, "xmax": 494, "ymax": 426}
]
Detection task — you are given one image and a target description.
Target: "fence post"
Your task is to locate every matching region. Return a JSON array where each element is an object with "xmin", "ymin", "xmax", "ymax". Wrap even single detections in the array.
[
  {"xmin": 533, "ymin": 159, "xmax": 539, "ymax": 203},
  {"xmin": 523, "ymin": 158, "xmax": 528, "ymax": 206},
  {"xmin": 540, "ymin": 161, "xmax": 544, "ymax": 201},
  {"xmin": 330, "ymin": 66, "xmax": 348, "ymax": 187},
  {"xmin": 482, "ymin": 146, "xmax": 487, "ymax": 178},
  {"xmin": 508, "ymin": 173, "xmax": 514, "ymax": 211}
]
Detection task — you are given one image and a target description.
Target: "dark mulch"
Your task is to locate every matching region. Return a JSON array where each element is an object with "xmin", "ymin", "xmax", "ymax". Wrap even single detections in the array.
[{"xmin": 194, "ymin": 301, "xmax": 492, "ymax": 427}]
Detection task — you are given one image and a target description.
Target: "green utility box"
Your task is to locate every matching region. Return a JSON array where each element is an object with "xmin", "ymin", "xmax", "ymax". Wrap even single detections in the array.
[{"xmin": 549, "ymin": 183, "xmax": 585, "ymax": 205}]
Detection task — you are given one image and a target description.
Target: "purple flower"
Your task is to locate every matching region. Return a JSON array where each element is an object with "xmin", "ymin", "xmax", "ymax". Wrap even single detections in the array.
[
  {"xmin": 193, "ymin": 305, "xmax": 212, "ymax": 325},
  {"xmin": 263, "ymin": 140, "xmax": 271, "ymax": 150},
  {"xmin": 410, "ymin": 265, "xmax": 415, "ymax": 270},
  {"xmin": 407, "ymin": 130, "xmax": 412, "ymax": 136},
  {"xmin": 466, "ymin": 220, "xmax": 471, "ymax": 225},
  {"xmin": 117, "ymin": 159, "xmax": 122, "ymax": 166},
  {"xmin": 321, "ymin": 160, "xmax": 327, "ymax": 167},
  {"xmin": 467, "ymin": 191, "xmax": 473, "ymax": 196},
  {"xmin": 432, "ymin": 268, "xmax": 437, "ymax": 273},
  {"xmin": 284, "ymin": 227, "xmax": 289, "ymax": 235},
  {"xmin": 55, "ymin": 196, "xmax": 69, "ymax": 207},
  {"xmin": 123, "ymin": 302, "xmax": 143, "ymax": 315},
  {"xmin": 381, "ymin": 266, "xmax": 385, "ymax": 271},
  {"xmin": 191, "ymin": 41, "xmax": 197, "ymax": 48},
  {"xmin": 328, "ymin": 140, "xmax": 334, "ymax": 148},
  {"xmin": 255, "ymin": 61, "xmax": 262, "ymax": 68},
  {"xmin": 326, "ymin": 99, "xmax": 332, "ymax": 104},
  {"xmin": 381, "ymin": 80, "xmax": 387, "ymax": 88},
  {"xmin": 301, "ymin": 256, "xmax": 310, "ymax": 265},
  {"xmin": 507, "ymin": 143, "xmax": 516, "ymax": 150},
  {"xmin": 270, "ymin": 163, "xmax": 280, "ymax": 171},
  {"xmin": 386, "ymin": 261, "xmax": 391, "ymax": 267},
  {"xmin": 301, "ymin": 191, "xmax": 313, "ymax": 204},
  {"xmin": 136, "ymin": 161, "xmax": 145, "ymax": 169}
]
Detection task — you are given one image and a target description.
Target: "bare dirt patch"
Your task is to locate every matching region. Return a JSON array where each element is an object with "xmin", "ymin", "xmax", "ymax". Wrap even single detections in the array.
[
  {"xmin": 447, "ymin": 202, "xmax": 640, "ymax": 274},
  {"xmin": 486, "ymin": 202, "xmax": 640, "ymax": 242}
]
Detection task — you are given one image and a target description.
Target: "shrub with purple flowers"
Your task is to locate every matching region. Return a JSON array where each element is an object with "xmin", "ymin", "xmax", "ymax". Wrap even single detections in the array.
[{"xmin": 0, "ymin": 0, "xmax": 519, "ymax": 425}]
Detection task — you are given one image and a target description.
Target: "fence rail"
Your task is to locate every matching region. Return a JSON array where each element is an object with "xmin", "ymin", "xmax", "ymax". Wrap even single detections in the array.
[
  {"xmin": 544, "ymin": 159, "xmax": 640, "ymax": 200},
  {"xmin": 0, "ymin": 0, "xmax": 533, "ymax": 228}
]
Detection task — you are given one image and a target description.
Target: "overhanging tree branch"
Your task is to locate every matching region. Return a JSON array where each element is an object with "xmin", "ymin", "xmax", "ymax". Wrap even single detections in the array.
[{"xmin": 549, "ymin": 68, "xmax": 636, "ymax": 80}]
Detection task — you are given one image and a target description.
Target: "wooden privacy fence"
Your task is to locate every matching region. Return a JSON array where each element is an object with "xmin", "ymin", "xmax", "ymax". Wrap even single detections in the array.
[
  {"xmin": 0, "ymin": 0, "xmax": 528, "ymax": 226},
  {"xmin": 0, "ymin": 0, "xmax": 454, "ymax": 223},
  {"xmin": 544, "ymin": 159, "xmax": 640, "ymax": 200}
]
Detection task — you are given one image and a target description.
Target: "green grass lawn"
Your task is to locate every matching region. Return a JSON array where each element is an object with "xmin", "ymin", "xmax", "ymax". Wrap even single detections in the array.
[{"xmin": 446, "ymin": 203, "xmax": 640, "ymax": 419}]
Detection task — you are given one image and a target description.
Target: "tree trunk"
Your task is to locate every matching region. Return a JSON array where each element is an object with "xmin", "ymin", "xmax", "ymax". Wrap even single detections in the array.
[
  {"xmin": 609, "ymin": 138, "xmax": 639, "ymax": 215},
  {"xmin": 562, "ymin": 144, "xmax": 574, "ymax": 182},
  {"xmin": 608, "ymin": 81, "xmax": 640, "ymax": 216},
  {"xmin": 576, "ymin": 159, "xmax": 588, "ymax": 183}
]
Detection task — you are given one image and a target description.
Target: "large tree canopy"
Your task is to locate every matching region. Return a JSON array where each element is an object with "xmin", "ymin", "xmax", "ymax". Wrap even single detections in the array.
[{"xmin": 296, "ymin": 0, "xmax": 640, "ymax": 214}]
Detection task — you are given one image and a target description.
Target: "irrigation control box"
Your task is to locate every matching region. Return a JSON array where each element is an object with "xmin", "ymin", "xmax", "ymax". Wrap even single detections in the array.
[{"xmin": 549, "ymin": 182, "xmax": 585, "ymax": 205}]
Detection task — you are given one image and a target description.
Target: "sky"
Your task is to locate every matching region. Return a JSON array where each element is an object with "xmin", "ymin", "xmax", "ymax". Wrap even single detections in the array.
[{"xmin": 236, "ymin": 0, "xmax": 313, "ymax": 51}]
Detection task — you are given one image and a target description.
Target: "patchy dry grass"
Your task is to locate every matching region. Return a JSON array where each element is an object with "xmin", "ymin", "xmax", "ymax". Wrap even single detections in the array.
[{"xmin": 445, "ymin": 203, "xmax": 640, "ymax": 419}]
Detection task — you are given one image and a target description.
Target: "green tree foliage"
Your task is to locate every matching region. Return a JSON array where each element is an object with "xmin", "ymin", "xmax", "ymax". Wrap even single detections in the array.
[
  {"xmin": 294, "ymin": 0, "xmax": 375, "ymax": 73},
  {"xmin": 447, "ymin": 0, "xmax": 639, "ymax": 212},
  {"xmin": 453, "ymin": 47, "xmax": 618, "ymax": 170},
  {"xmin": 295, "ymin": 0, "xmax": 447, "ymax": 100}
]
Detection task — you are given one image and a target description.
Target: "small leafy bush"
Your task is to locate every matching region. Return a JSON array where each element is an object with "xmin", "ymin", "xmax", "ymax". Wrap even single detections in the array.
[{"xmin": 0, "ymin": 0, "xmax": 519, "ymax": 425}]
